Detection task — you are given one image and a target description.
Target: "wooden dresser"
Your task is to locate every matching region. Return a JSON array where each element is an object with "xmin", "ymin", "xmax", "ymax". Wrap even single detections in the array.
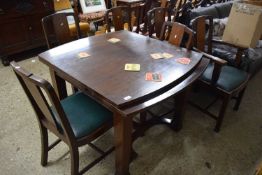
[{"xmin": 0, "ymin": 0, "xmax": 54, "ymax": 65}]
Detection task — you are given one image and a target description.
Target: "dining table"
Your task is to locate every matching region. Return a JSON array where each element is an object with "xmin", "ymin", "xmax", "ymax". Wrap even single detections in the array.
[{"xmin": 38, "ymin": 30, "xmax": 209, "ymax": 175}]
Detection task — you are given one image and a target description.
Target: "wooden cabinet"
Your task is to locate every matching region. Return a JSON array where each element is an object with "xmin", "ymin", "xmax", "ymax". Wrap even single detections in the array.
[{"xmin": 0, "ymin": 0, "xmax": 54, "ymax": 65}]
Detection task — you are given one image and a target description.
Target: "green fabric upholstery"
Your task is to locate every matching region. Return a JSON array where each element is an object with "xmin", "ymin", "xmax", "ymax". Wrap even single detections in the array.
[
  {"xmin": 201, "ymin": 63, "xmax": 249, "ymax": 92},
  {"xmin": 53, "ymin": 92, "xmax": 112, "ymax": 139}
]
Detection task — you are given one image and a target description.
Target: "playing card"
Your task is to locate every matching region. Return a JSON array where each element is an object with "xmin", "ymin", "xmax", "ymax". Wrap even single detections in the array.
[
  {"xmin": 108, "ymin": 38, "xmax": 121, "ymax": 43},
  {"xmin": 145, "ymin": 72, "xmax": 162, "ymax": 82},
  {"xmin": 176, "ymin": 57, "xmax": 191, "ymax": 65},
  {"xmin": 162, "ymin": 52, "xmax": 174, "ymax": 59},
  {"xmin": 150, "ymin": 53, "xmax": 164, "ymax": 59},
  {"xmin": 78, "ymin": 52, "xmax": 90, "ymax": 59},
  {"xmin": 145, "ymin": 72, "xmax": 153, "ymax": 81},
  {"xmin": 124, "ymin": 63, "xmax": 140, "ymax": 71}
]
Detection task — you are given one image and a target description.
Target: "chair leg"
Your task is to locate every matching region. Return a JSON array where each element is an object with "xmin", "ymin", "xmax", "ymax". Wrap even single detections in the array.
[
  {"xmin": 70, "ymin": 147, "xmax": 79, "ymax": 175},
  {"xmin": 40, "ymin": 125, "xmax": 48, "ymax": 166},
  {"xmin": 233, "ymin": 88, "xmax": 246, "ymax": 111},
  {"xmin": 214, "ymin": 96, "xmax": 230, "ymax": 132}
]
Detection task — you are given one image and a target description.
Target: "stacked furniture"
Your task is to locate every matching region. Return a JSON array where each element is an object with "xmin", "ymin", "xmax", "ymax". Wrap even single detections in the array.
[
  {"xmin": 0, "ymin": 0, "xmax": 54, "ymax": 65},
  {"xmin": 179, "ymin": 1, "xmax": 262, "ymax": 77}
]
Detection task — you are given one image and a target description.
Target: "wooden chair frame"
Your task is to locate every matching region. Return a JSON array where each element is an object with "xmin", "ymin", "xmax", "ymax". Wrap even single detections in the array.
[
  {"xmin": 105, "ymin": 6, "xmax": 132, "ymax": 32},
  {"xmin": 147, "ymin": 7, "xmax": 169, "ymax": 38},
  {"xmin": 191, "ymin": 15, "xmax": 249, "ymax": 132},
  {"xmin": 11, "ymin": 61, "xmax": 114, "ymax": 175},
  {"xmin": 42, "ymin": 12, "xmax": 81, "ymax": 49}
]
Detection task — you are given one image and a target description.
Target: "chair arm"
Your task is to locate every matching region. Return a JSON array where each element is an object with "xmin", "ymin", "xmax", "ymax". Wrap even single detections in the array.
[
  {"xmin": 211, "ymin": 39, "xmax": 247, "ymax": 67},
  {"xmin": 193, "ymin": 47, "xmax": 226, "ymax": 84},
  {"xmin": 193, "ymin": 47, "xmax": 227, "ymax": 66},
  {"xmin": 212, "ymin": 39, "xmax": 246, "ymax": 50}
]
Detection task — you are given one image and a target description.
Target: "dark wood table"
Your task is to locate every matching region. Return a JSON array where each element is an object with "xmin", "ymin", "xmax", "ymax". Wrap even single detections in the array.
[{"xmin": 39, "ymin": 30, "xmax": 209, "ymax": 175}]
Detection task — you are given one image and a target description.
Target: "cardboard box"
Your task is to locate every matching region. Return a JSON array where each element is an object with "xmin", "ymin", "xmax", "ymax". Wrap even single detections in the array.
[{"xmin": 222, "ymin": 2, "xmax": 262, "ymax": 48}]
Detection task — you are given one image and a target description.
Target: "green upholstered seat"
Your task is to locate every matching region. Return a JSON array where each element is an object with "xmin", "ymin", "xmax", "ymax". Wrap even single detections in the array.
[
  {"xmin": 53, "ymin": 92, "xmax": 112, "ymax": 139},
  {"xmin": 201, "ymin": 63, "xmax": 249, "ymax": 92}
]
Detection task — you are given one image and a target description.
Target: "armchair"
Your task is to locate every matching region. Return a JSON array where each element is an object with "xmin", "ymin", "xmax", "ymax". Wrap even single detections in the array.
[{"xmin": 191, "ymin": 15, "xmax": 250, "ymax": 132}]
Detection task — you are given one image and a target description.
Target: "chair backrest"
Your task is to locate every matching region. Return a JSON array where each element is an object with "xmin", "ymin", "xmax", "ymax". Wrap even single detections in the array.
[
  {"xmin": 42, "ymin": 12, "xmax": 81, "ymax": 49},
  {"xmin": 160, "ymin": 21, "xmax": 194, "ymax": 49},
  {"xmin": 191, "ymin": 15, "xmax": 213, "ymax": 54},
  {"xmin": 10, "ymin": 61, "xmax": 75, "ymax": 142},
  {"xmin": 135, "ymin": 0, "xmax": 159, "ymax": 33},
  {"xmin": 147, "ymin": 7, "xmax": 168, "ymax": 38},
  {"xmin": 105, "ymin": 6, "xmax": 131, "ymax": 32}
]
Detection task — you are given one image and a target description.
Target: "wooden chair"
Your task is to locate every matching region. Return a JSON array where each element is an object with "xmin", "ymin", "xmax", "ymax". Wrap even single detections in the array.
[
  {"xmin": 191, "ymin": 15, "xmax": 250, "ymax": 132},
  {"xmin": 142, "ymin": 21, "xmax": 194, "ymax": 131},
  {"xmin": 11, "ymin": 61, "xmax": 114, "ymax": 175},
  {"xmin": 147, "ymin": 7, "xmax": 169, "ymax": 38},
  {"xmin": 42, "ymin": 12, "xmax": 81, "ymax": 49},
  {"xmin": 160, "ymin": 21, "xmax": 194, "ymax": 49},
  {"xmin": 135, "ymin": 0, "xmax": 160, "ymax": 34},
  {"xmin": 53, "ymin": 0, "xmax": 90, "ymax": 37},
  {"xmin": 105, "ymin": 6, "xmax": 132, "ymax": 32}
]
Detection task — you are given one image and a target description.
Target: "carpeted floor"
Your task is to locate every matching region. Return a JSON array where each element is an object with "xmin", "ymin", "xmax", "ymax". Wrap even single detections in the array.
[{"xmin": 0, "ymin": 57, "xmax": 262, "ymax": 175}]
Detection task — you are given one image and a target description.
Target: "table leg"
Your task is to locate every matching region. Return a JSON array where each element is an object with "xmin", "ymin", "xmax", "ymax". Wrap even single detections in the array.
[
  {"xmin": 171, "ymin": 86, "xmax": 191, "ymax": 131},
  {"xmin": 49, "ymin": 68, "xmax": 67, "ymax": 100},
  {"xmin": 114, "ymin": 112, "xmax": 133, "ymax": 175}
]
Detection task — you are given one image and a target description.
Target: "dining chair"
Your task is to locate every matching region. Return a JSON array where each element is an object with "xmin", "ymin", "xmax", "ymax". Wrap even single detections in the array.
[
  {"xmin": 42, "ymin": 12, "xmax": 81, "ymax": 49},
  {"xmin": 191, "ymin": 15, "xmax": 250, "ymax": 132},
  {"xmin": 138, "ymin": 22, "xmax": 195, "ymax": 132},
  {"xmin": 160, "ymin": 21, "xmax": 194, "ymax": 49},
  {"xmin": 147, "ymin": 7, "xmax": 169, "ymax": 39},
  {"xmin": 135, "ymin": 0, "xmax": 162, "ymax": 34},
  {"xmin": 11, "ymin": 61, "xmax": 114, "ymax": 175},
  {"xmin": 105, "ymin": 6, "xmax": 132, "ymax": 32},
  {"xmin": 53, "ymin": 0, "xmax": 90, "ymax": 37}
]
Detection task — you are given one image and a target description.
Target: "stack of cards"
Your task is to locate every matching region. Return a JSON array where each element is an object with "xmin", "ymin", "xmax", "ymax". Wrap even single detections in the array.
[
  {"xmin": 145, "ymin": 72, "xmax": 162, "ymax": 82},
  {"xmin": 176, "ymin": 57, "xmax": 191, "ymax": 65},
  {"xmin": 150, "ymin": 52, "xmax": 174, "ymax": 59},
  {"xmin": 108, "ymin": 38, "xmax": 121, "ymax": 43},
  {"xmin": 124, "ymin": 63, "xmax": 140, "ymax": 71}
]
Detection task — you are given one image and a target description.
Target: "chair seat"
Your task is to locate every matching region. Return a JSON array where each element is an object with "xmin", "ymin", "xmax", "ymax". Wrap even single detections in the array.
[
  {"xmin": 201, "ymin": 63, "xmax": 249, "ymax": 92},
  {"xmin": 69, "ymin": 22, "xmax": 90, "ymax": 36},
  {"xmin": 54, "ymin": 92, "xmax": 112, "ymax": 139}
]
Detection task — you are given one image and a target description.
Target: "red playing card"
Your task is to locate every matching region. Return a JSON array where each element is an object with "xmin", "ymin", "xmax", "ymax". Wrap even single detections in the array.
[
  {"xmin": 176, "ymin": 57, "xmax": 191, "ymax": 65},
  {"xmin": 145, "ymin": 72, "xmax": 162, "ymax": 82},
  {"xmin": 145, "ymin": 72, "xmax": 153, "ymax": 81}
]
